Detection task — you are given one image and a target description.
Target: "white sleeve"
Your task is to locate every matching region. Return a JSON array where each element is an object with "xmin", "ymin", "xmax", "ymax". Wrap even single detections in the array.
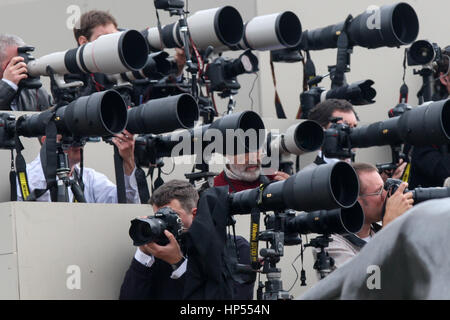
[
  {"xmin": 123, "ymin": 167, "xmax": 141, "ymax": 204},
  {"xmin": 134, "ymin": 248, "xmax": 155, "ymax": 267},
  {"xmin": 134, "ymin": 249, "xmax": 187, "ymax": 279},
  {"xmin": 84, "ymin": 168, "xmax": 140, "ymax": 204}
]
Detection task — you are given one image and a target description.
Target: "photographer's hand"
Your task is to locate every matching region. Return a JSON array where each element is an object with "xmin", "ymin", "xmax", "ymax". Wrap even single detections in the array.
[
  {"xmin": 383, "ymin": 182, "xmax": 414, "ymax": 226},
  {"xmin": 112, "ymin": 129, "xmax": 135, "ymax": 176},
  {"xmin": 3, "ymin": 56, "xmax": 27, "ymax": 85},
  {"xmin": 174, "ymin": 48, "xmax": 186, "ymax": 77},
  {"xmin": 272, "ymin": 171, "xmax": 290, "ymax": 181},
  {"xmin": 139, "ymin": 230, "xmax": 183, "ymax": 265},
  {"xmin": 380, "ymin": 159, "xmax": 407, "ymax": 182}
]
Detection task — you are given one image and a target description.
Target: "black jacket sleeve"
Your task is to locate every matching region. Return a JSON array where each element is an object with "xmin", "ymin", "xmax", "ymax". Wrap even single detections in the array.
[
  {"xmin": 119, "ymin": 257, "xmax": 185, "ymax": 300},
  {"xmin": 410, "ymin": 145, "xmax": 450, "ymax": 188},
  {"xmin": 0, "ymin": 80, "xmax": 17, "ymax": 110}
]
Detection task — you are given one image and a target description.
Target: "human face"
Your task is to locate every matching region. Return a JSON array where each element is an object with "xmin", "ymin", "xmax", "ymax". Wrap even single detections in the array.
[
  {"xmin": 227, "ymin": 151, "xmax": 262, "ymax": 182},
  {"xmin": 153, "ymin": 199, "xmax": 196, "ymax": 230},
  {"xmin": 439, "ymin": 73, "xmax": 450, "ymax": 95},
  {"xmin": 358, "ymin": 170, "xmax": 388, "ymax": 224},
  {"xmin": 0, "ymin": 45, "xmax": 18, "ymax": 76},
  {"xmin": 329, "ymin": 110, "xmax": 358, "ymax": 128},
  {"xmin": 78, "ymin": 23, "xmax": 118, "ymax": 45}
]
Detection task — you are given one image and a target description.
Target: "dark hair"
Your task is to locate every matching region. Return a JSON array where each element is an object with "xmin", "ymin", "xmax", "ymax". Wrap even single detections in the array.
[
  {"xmin": 73, "ymin": 10, "xmax": 118, "ymax": 43},
  {"xmin": 308, "ymin": 99, "xmax": 359, "ymax": 128},
  {"xmin": 149, "ymin": 180, "xmax": 199, "ymax": 213},
  {"xmin": 433, "ymin": 45, "xmax": 450, "ymax": 99},
  {"xmin": 351, "ymin": 162, "xmax": 378, "ymax": 195}
]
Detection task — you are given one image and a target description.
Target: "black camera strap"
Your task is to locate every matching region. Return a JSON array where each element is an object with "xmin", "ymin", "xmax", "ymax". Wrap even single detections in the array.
[
  {"xmin": 135, "ymin": 165, "xmax": 150, "ymax": 204},
  {"xmin": 12, "ymin": 134, "xmax": 31, "ymax": 201},
  {"xmin": 113, "ymin": 144, "xmax": 127, "ymax": 203},
  {"xmin": 269, "ymin": 54, "xmax": 287, "ymax": 119}
]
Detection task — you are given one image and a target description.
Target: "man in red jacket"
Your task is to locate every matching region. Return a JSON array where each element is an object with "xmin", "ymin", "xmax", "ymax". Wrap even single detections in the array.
[{"xmin": 214, "ymin": 151, "xmax": 290, "ymax": 192}]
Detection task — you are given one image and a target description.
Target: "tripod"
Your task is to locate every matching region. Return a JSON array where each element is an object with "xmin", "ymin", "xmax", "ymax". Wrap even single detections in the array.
[
  {"xmin": 257, "ymin": 229, "xmax": 292, "ymax": 300},
  {"xmin": 56, "ymin": 144, "xmax": 86, "ymax": 203},
  {"xmin": 305, "ymin": 234, "xmax": 335, "ymax": 279}
]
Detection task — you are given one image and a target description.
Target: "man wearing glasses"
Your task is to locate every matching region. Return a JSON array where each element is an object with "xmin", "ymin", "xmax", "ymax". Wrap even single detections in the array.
[{"xmin": 318, "ymin": 162, "xmax": 414, "ymax": 272}]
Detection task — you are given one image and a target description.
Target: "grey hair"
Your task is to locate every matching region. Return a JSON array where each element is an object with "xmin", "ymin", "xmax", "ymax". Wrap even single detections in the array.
[
  {"xmin": 0, "ymin": 34, "xmax": 25, "ymax": 64},
  {"xmin": 444, "ymin": 177, "xmax": 450, "ymax": 188}
]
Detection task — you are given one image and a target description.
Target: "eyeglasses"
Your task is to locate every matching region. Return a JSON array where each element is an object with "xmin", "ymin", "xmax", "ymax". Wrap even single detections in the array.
[{"xmin": 360, "ymin": 186, "xmax": 384, "ymax": 197}]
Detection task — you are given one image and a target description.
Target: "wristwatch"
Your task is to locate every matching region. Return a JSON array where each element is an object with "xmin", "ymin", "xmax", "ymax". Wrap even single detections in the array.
[{"xmin": 171, "ymin": 256, "xmax": 186, "ymax": 271}]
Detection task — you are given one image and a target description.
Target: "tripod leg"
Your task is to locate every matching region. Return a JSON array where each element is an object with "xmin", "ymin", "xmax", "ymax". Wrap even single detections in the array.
[{"xmin": 70, "ymin": 181, "xmax": 86, "ymax": 203}]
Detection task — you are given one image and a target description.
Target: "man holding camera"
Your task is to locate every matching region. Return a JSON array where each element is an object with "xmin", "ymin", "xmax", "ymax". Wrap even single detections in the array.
[
  {"xmin": 409, "ymin": 46, "xmax": 450, "ymax": 189},
  {"xmin": 323, "ymin": 162, "xmax": 414, "ymax": 269},
  {"xmin": 16, "ymin": 131, "xmax": 140, "ymax": 204},
  {"xmin": 0, "ymin": 34, "xmax": 52, "ymax": 111},
  {"xmin": 119, "ymin": 179, "xmax": 254, "ymax": 300},
  {"xmin": 305, "ymin": 98, "xmax": 407, "ymax": 180}
]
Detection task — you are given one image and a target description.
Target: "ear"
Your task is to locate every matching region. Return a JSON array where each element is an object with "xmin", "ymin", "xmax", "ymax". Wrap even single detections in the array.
[
  {"xmin": 191, "ymin": 207, "xmax": 197, "ymax": 219},
  {"xmin": 439, "ymin": 72, "xmax": 449, "ymax": 86},
  {"xmin": 40, "ymin": 136, "xmax": 46, "ymax": 145},
  {"xmin": 77, "ymin": 36, "xmax": 88, "ymax": 46}
]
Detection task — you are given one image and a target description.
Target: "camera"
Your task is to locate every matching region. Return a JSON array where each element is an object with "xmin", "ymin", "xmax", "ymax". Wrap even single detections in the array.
[
  {"xmin": 27, "ymin": 30, "xmax": 148, "ymax": 79},
  {"xmin": 0, "ymin": 113, "xmax": 17, "ymax": 150},
  {"xmin": 129, "ymin": 207, "xmax": 184, "ymax": 246},
  {"xmin": 385, "ymin": 178, "xmax": 450, "ymax": 205},
  {"xmin": 126, "ymin": 93, "xmax": 199, "ymax": 135},
  {"xmin": 323, "ymin": 99, "xmax": 450, "ymax": 159},
  {"xmin": 154, "ymin": 0, "xmax": 184, "ymax": 10},
  {"xmin": 143, "ymin": 6, "xmax": 244, "ymax": 52},
  {"xmin": 407, "ymin": 40, "xmax": 442, "ymax": 66},
  {"xmin": 16, "ymin": 89, "xmax": 128, "ymax": 138},
  {"xmin": 299, "ymin": 2, "xmax": 418, "ymax": 51},
  {"xmin": 230, "ymin": 161, "xmax": 359, "ymax": 214},
  {"xmin": 233, "ymin": 11, "xmax": 302, "ymax": 52},
  {"xmin": 300, "ymin": 80, "xmax": 376, "ymax": 119},
  {"xmin": 264, "ymin": 201, "xmax": 364, "ymax": 245},
  {"xmin": 107, "ymin": 51, "xmax": 178, "ymax": 84},
  {"xmin": 17, "ymin": 46, "xmax": 42, "ymax": 89},
  {"xmin": 266, "ymin": 120, "xmax": 324, "ymax": 157},
  {"xmin": 205, "ymin": 50, "xmax": 259, "ymax": 94},
  {"xmin": 134, "ymin": 110, "xmax": 265, "ymax": 168}
]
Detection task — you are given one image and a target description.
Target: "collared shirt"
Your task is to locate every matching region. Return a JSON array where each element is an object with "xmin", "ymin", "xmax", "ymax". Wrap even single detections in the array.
[
  {"xmin": 134, "ymin": 248, "xmax": 187, "ymax": 279},
  {"xmin": 16, "ymin": 154, "xmax": 140, "ymax": 203}
]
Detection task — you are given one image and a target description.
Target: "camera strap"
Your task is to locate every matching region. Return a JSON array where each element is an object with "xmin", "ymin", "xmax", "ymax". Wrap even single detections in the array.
[
  {"xmin": 12, "ymin": 134, "xmax": 31, "ymax": 201},
  {"xmin": 113, "ymin": 144, "xmax": 127, "ymax": 203},
  {"xmin": 250, "ymin": 205, "xmax": 261, "ymax": 270},
  {"xmin": 269, "ymin": 55, "xmax": 287, "ymax": 119},
  {"xmin": 296, "ymin": 51, "xmax": 316, "ymax": 119},
  {"xmin": 135, "ymin": 165, "xmax": 150, "ymax": 204}
]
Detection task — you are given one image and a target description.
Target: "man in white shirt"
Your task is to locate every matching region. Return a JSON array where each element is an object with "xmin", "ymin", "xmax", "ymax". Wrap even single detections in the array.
[{"xmin": 17, "ymin": 132, "xmax": 140, "ymax": 204}]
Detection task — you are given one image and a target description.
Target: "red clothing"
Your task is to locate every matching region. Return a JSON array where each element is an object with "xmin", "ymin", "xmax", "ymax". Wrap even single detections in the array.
[{"xmin": 213, "ymin": 171, "xmax": 275, "ymax": 193}]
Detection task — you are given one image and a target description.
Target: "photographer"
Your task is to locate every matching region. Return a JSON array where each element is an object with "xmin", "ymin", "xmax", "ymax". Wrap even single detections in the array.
[
  {"xmin": 305, "ymin": 99, "xmax": 359, "ymax": 167},
  {"xmin": 119, "ymin": 180, "xmax": 253, "ymax": 300},
  {"xmin": 0, "ymin": 34, "xmax": 52, "ymax": 111},
  {"xmin": 16, "ymin": 131, "xmax": 140, "ymax": 203},
  {"xmin": 214, "ymin": 150, "xmax": 290, "ymax": 192},
  {"xmin": 68, "ymin": 10, "xmax": 120, "ymax": 97},
  {"xmin": 322, "ymin": 162, "xmax": 413, "ymax": 269},
  {"xmin": 409, "ymin": 46, "xmax": 450, "ymax": 189},
  {"xmin": 305, "ymin": 98, "xmax": 406, "ymax": 180}
]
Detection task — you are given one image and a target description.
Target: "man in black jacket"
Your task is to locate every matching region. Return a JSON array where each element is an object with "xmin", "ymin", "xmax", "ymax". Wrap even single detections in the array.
[
  {"xmin": 0, "ymin": 34, "xmax": 52, "ymax": 111},
  {"xmin": 409, "ymin": 46, "xmax": 450, "ymax": 189},
  {"xmin": 119, "ymin": 179, "xmax": 254, "ymax": 300}
]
